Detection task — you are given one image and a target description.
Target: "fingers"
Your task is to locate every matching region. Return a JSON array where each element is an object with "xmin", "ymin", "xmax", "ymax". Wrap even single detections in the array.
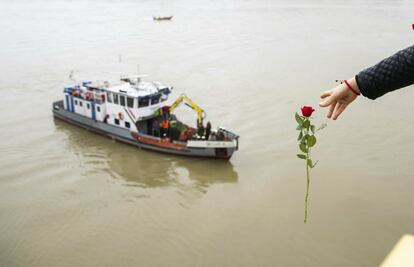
[
  {"xmin": 320, "ymin": 90, "xmax": 332, "ymax": 99},
  {"xmin": 327, "ymin": 101, "xmax": 336, "ymax": 118},
  {"xmin": 332, "ymin": 103, "xmax": 348, "ymax": 120},
  {"xmin": 319, "ymin": 93, "xmax": 336, "ymax": 107},
  {"xmin": 319, "ymin": 90, "xmax": 337, "ymax": 118}
]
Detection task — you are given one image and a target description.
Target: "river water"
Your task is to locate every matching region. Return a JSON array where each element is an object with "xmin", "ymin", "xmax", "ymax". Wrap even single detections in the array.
[{"xmin": 1, "ymin": 0, "xmax": 414, "ymax": 266}]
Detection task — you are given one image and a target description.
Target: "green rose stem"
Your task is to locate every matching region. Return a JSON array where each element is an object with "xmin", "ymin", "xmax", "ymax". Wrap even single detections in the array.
[
  {"xmin": 304, "ymin": 144, "xmax": 310, "ymax": 223},
  {"xmin": 295, "ymin": 112, "xmax": 326, "ymax": 223}
]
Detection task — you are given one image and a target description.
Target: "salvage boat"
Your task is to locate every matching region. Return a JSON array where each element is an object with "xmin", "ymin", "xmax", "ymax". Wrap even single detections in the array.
[{"xmin": 52, "ymin": 75, "xmax": 239, "ymax": 159}]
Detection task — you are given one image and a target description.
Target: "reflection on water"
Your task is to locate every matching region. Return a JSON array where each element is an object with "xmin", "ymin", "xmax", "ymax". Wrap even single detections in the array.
[{"xmin": 53, "ymin": 118, "xmax": 238, "ymax": 191}]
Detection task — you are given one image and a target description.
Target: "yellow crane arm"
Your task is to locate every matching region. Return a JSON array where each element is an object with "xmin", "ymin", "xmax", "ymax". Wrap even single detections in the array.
[{"xmin": 169, "ymin": 94, "xmax": 206, "ymax": 122}]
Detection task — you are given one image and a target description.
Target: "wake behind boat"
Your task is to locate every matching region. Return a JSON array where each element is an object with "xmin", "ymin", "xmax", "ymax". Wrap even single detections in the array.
[{"xmin": 52, "ymin": 75, "xmax": 239, "ymax": 159}]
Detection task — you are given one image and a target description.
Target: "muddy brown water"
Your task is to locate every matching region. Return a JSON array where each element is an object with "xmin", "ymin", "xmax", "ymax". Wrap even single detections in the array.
[{"xmin": 1, "ymin": 0, "xmax": 414, "ymax": 266}]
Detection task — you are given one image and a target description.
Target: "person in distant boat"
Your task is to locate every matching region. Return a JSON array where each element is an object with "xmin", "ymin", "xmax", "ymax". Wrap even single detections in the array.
[{"xmin": 319, "ymin": 45, "xmax": 414, "ymax": 120}]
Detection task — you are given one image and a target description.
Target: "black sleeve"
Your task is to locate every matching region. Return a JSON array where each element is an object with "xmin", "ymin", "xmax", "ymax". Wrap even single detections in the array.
[{"xmin": 355, "ymin": 45, "xmax": 414, "ymax": 100}]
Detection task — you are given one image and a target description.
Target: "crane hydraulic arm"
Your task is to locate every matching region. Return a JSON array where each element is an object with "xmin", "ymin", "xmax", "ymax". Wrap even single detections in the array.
[{"xmin": 169, "ymin": 94, "xmax": 206, "ymax": 123}]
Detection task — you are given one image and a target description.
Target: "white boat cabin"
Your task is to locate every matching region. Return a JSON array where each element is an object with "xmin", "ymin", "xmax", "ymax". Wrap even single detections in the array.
[{"xmin": 62, "ymin": 76, "xmax": 172, "ymax": 131}]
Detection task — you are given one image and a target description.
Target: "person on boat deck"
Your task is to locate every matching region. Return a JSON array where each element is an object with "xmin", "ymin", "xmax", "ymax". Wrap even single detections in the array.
[
  {"xmin": 205, "ymin": 121, "xmax": 212, "ymax": 140},
  {"xmin": 162, "ymin": 105, "xmax": 170, "ymax": 120},
  {"xmin": 161, "ymin": 118, "xmax": 170, "ymax": 138},
  {"xmin": 197, "ymin": 120, "xmax": 204, "ymax": 138},
  {"xmin": 152, "ymin": 119, "xmax": 160, "ymax": 137}
]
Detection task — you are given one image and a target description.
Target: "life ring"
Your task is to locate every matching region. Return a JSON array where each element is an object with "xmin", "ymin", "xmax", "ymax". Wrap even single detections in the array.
[{"xmin": 118, "ymin": 112, "xmax": 124, "ymax": 120}]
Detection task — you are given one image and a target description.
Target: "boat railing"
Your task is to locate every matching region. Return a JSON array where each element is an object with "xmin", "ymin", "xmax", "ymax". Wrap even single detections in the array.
[
  {"xmin": 53, "ymin": 100, "xmax": 64, "ymax": 110},
  {"xmin": 218, "ymin": 127, "xmax": 239, "ymax": 140}
]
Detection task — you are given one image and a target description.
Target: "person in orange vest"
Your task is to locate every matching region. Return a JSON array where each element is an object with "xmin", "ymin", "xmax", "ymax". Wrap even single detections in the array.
[
  {"xmin": 161, "ymin": 118, "xmax": 169, "ymax": 138},
  {"xmin": 162, "ymin": 105, "xmax": 170, "ymax": 119}
]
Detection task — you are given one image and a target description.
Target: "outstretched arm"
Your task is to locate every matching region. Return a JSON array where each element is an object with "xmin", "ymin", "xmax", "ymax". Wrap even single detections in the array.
[
  {"xmin": 319, "ymin": 45, "xmax": 414, "ymax": 120},
  {"xmin": 356, "ymin": 45, "xmax": 414, "ymax": 100}
]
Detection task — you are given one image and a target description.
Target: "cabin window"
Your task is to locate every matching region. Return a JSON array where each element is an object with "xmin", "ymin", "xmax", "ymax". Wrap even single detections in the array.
[
  {"xmin": 127, "ymin": 97, "xmax": 134, "ymax": 108},
  {"xmin": 125, "ymin": 121, "xmax": 130, "ymax": 128},
  {"xmin": 114, "ymin": 118, "xmax": 120, "ymax": 125},
  {"xmin": 107, "ymin": 92, "xmax": 113, "ymax": 103},
  {"xmin": 138, "ymin": 97, "xmax": 149, "ymax": 108},
  {"xmin": 151, "ymin": 94, "xmax": 161, "ymax": 105},
  {"xmin": 96, "ymin": 106, "xmax": 101, "ymax": 112},
  {"xmin": 74, "ymin": 100, "xmax": 78, "ymax": 105},
  {"xmin": 80, "ymin": 101, "xmax": 83, "ymax": 107},
  {"xmin": 114, "ymin": 94, "xmax": 119, "ymax": 105},
  {"xmin": 86, "ymin": 103, "xmax": 90, "ymax": 109},
  {"xmin": 120, "ymin": 95, "xmax": 126, "ymax": 106}
]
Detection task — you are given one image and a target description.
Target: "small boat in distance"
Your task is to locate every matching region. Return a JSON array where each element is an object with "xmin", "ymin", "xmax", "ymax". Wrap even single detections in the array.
[
  {"xmin": 52, "ymin": 75, "xmax": 239, "ymax": 159},
  {"xmin": 153, "ymin": 16, "xmax": 173, "ymax": 21}
]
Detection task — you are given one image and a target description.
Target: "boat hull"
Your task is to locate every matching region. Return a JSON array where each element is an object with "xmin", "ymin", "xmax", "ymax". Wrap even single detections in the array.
[{"xmin": 52, "ymin": 101, "xmax": 237, "ymax": 159}]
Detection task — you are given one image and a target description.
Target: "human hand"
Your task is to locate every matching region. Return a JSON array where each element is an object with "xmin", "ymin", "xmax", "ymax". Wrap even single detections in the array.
[{"xmin": 319, "ymin": 77, "xmax": 360, "ymax": 120}]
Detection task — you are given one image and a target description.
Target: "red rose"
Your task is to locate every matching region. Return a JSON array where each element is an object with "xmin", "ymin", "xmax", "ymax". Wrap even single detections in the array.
[{"xmin": 301, "ymin": 106, "xmax": 315, "ymax": 117}]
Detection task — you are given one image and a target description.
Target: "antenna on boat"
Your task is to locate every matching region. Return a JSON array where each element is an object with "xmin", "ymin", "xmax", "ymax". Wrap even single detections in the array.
[
  {"xmin": 69, "ymin": 69, "xmax": 75, "ymax": 81},
  {"xmin": 137, "ymin": 64, "xmax": 141, "ymax": 76},
  {"xmin": 118, "ymin": 54, "xmax": 123, "ymax": 79}
]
